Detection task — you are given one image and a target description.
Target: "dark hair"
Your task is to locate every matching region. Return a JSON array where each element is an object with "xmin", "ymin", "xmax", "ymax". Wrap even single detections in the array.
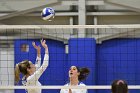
[
  {"xmin": 76, "ymin": 66, "xmax": 90, "ymax": 81},
  {"xmin": 111, "ymin": 80, "xmax": 128, "ymax": 93}
]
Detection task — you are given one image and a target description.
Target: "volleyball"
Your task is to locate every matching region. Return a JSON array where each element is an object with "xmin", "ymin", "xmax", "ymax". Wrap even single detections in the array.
[{"xmin": 41, "ymin": 7, "xmax": 55, "ymax": 21}]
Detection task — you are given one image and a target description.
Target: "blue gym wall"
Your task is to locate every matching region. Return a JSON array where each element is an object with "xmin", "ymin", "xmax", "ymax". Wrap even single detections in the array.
[
  {"xmin": 97, "ymin": 38, "xmax": 140, "ymax": 93},
  {"xmin": 14, "ymin": 38, "xmax": 140, "ymax": 93}
]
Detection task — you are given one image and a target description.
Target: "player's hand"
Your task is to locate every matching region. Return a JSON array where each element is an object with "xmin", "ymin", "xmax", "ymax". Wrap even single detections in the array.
[
  {"xmin": 41, "ymin": 39, "xmax": 48, "ymax": 53},
  {"xmin": 69, "ymin": 89, "xmax": 72, "ymax": 93},
  {"xmin": 32, "ymin": 41, "xmax": 41, "ymax": 51}
]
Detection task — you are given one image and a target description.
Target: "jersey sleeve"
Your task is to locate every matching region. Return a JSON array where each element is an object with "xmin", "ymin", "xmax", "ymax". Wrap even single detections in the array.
[
  {"xmin": 27, "ymin": 54, "xmax": 49, "ymax": 82},
  {"xmin": 35, "ymin": 56, "xmax": 41, "ymax": 70}
]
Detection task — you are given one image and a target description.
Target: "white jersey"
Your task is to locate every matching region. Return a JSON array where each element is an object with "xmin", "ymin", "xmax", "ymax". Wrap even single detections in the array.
[
  {"xmin": 60, "ymin": 82, "xmax": 88, "ymax": 93},
  {"xmin": 22, "ymin": 54, "xmax": 49, "ymax": 93}
]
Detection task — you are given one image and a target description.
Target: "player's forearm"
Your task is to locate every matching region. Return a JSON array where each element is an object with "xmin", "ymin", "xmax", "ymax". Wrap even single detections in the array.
[
  {"xmin": 42, "ymin": 54, "xmax": 49, "ymax": 66},
  {"xmin": 45, "ymin": 48, "xmax": 48, "ymax": 54},
  {"xmin": 37, "ymin": 49, "xmax": 41, "ymax": 58},
  {"xmin": 28, "ymin": 54, "xmax": 49, "ymax": 81}
]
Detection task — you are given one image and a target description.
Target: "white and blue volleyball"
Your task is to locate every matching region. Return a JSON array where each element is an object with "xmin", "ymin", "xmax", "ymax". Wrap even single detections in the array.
[{"xmin": 41, "ymin": 7, "xmax": 55, "ymax": 21}]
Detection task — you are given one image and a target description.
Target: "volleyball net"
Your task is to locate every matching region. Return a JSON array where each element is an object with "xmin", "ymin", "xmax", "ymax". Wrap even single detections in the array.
[{"xmin": 0, "ymin": 25, "xmax": 140, "ymax": 93}]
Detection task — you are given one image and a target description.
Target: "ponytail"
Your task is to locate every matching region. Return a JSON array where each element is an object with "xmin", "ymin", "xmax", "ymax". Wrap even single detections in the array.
[
  {"xmin": 77, "ymin": 67, "xmax": 90, "ymax": 81},
  {"xmin": 15, "ymin": 64, "xmax": 20, "ymax": 84},
  {"xmin": 14, "ymin": 60, "xmax": 31, "ymax": 84}
]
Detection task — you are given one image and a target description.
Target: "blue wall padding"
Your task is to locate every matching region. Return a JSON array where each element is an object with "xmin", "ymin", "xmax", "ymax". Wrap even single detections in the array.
[
  {"xmin": 97, "ymin": 38, "xmax": 140, "ymax": 93},
  {"xmin": 14, "ymin": 39, "xmax": 67, "ymax": 93},
  {"xmin": 68, "ymin": 38, "xmax": 96, "ymax": 93}
]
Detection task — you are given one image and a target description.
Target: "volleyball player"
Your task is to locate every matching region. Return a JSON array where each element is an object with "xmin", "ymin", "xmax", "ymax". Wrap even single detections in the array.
[
  {"xmin": 60, "ymin": 66, "xmax": 90, "ymax": 93},
  {"xmin": 111, "ymin": 80, "xmax": 128, "ymax": 93},
  {"xmin": 15, "ymin": 39, "xmax": 49, "ymax": 93}
]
